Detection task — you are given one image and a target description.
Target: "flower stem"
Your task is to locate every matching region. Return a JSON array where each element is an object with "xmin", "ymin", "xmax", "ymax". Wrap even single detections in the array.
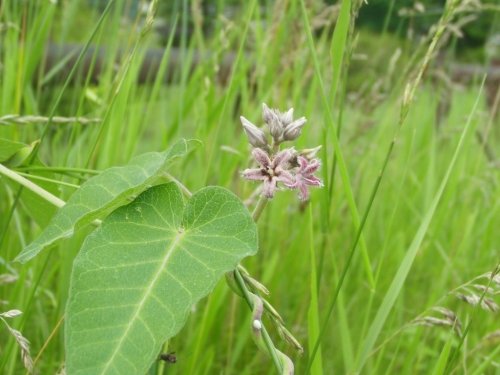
[{"xmin": 252, "ymin": 196, "xmax": 268, "ymax": 222}]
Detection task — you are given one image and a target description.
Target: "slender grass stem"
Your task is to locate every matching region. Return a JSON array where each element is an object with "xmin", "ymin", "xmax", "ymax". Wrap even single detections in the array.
[
  {"xmin": 16, "ymin": 166, "xmax": 100, "ymax": 175},
  {"xmin": 15, "ymin": 171, "xmax": 80, "ymax": 189},
  {"xmin": 29, "ymin": 0, "xmax": 116, "ymax": 164},
  {"xmin": 445, "ymin": 263, "xmax": 500, "ymax": 373},
  {"xmin": 0, "ymin": 164, "xmax": 64, "ymax": 208},
  {"xmin": 29, "ymin": 315, "xmax": 64, "ymax": 375},
  {"xmin": 306, "ymin": 0, "xmax": 462, "ymax": 371},
  {"xmin": 299, "ymin": 0, "xmax": 375, "ymax": 293}
]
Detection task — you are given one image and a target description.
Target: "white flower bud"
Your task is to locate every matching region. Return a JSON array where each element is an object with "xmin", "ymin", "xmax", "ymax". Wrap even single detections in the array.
[
  {"xmin": 283, "ymin": 117, "xmax": 306, "ymax": 141},
  {"xmin": 300, "ymin": 145, "xmax": 322, "ymax": 160},
  {"xmin": 262, "ymin": 103, "xmax": 283, "ymax": 141},
  {"xmin": 240, "ymin": 116, "xmax": 268, "ymax": 148},
  {"xmin": 262, "ymin": 103, "xmax": 274, "ymax": 124},
  {"xmin": 268, "ymin": 117, "xmax": 283, "ymax": 141},
  {"xmin": 281, "ymin": 107, "xmax": 294, "ymax": 126}
]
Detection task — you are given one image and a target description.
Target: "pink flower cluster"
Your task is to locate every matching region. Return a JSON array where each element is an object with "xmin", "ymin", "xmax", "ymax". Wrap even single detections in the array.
[{"xmin": 240, "ymin": 104, "xmax": 323, "ymax": 201}]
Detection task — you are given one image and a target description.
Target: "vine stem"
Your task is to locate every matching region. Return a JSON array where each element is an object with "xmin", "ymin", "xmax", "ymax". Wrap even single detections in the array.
[
  {"xmin": 231, "ymin": 195, "xmax": 287, "ymax": 373},
  {"xmin": 233, "ymin": 269, "xmax": 284, "ymax": 373}
]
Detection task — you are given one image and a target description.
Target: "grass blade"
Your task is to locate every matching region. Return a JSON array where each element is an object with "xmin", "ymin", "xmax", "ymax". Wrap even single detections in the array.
[
  {"xmin": 307, "ymin": 205, "xmax": 323, "ymax": 375},
  {"xmin": 356, "ymin": 79, "xmax": 485, "ymax": 372}
]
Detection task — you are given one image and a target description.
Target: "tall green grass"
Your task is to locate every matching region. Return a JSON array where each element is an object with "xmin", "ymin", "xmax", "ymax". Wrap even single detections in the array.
[{"xmin": 1, "ymin": 1, "xmax": 498, "ymax": 374}]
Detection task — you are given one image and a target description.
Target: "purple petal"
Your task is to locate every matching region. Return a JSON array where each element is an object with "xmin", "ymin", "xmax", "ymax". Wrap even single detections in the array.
[
  {"xmin": 303, "ymin": 159, "xmax": 321, "ymax": 175},
  {"xmin": 297, "ymin": 156, "xmax": 309, "ymax": 170},
  {"xmin": 242, "ymin": 168, "xmax": 267, "ymax": 181},
  {"xmin": 297, "ymin": 182, "xmax": 310, "ymax": 201},
  {"xmin": 277, "ymin": 170, "xmax": 295, "ymax": 186},
  {"xmin": 302, "ymin": 175, "xmax": 323, "ymax": 186},
  {"xmin": 272, "ymin": 148, "xmax": 293, "ymax": 168},
  {"xmin": 252, "ymin": 148, "xmax": 271, "ymax": 167},
  {"xmin": 262, "ymin": 179, "xmax": 277, "ymax": 198}
]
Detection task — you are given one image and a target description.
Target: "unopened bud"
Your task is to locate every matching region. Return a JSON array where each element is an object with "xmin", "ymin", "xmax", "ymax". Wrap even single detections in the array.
[
  {"xmin": 299, "ymin": 145, "xmax": 322, "ymax": 160},
  {"xmin": 281, "ymin": 107, "xmax": 294, "ymax": 126},
  {"xmin": 262, "ymin": 103, "xmax": 274, "ymax": 124},
  {"xmin": 240, "ymin": 116, "xmax": 268, "ymax": 148},
  {"xmin": 283, "ymin": 117, "xmax": 306, "ymax": 141},
  {"xmin": 268, "ymin": 118, "xmax": 283, "ymax": 142},
  {"xmin": 262, "ymin": 103, "xmax": 285, "ymax": 142}
]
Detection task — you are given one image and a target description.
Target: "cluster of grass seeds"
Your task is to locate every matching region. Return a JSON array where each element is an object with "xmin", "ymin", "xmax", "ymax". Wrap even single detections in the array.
[
  {"xmin": 0, "ymin": 309, "xmax": 33, "ymax": 373},
  {"xmin": 0, "ymin": 0, "xmax": 498, "ymax": 374}
]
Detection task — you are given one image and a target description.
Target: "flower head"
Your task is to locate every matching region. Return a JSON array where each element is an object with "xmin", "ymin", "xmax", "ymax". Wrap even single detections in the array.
[
  {"xmin": 240, "ymin": 105, "xmax": 323, "ymax": 202},
  {"xmin": 262, "ymin": 103, "xmax": 307, "ymax": 143},
  {"xmin": 242, "ymin": 148, "xmax": 295, "ymax": 199},
  {"xmin": 285, "ymin": 156, "xmax": 323, "ymax": 201}
]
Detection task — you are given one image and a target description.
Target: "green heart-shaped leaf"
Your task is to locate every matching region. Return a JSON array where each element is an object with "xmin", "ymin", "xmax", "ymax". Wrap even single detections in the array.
[
  {"xmin": 16, "ymin": 139, "xmax": 191, "ymax": 263},
  {"xmin": 65, "ymin": 182, "xmax": 257, "ymax": 375}
]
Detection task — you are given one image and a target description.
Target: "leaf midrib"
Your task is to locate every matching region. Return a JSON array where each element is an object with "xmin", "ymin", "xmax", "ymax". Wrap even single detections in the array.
[{"xmin": 100, "ymin": 229, "xmax": 186, "ymax": 374}]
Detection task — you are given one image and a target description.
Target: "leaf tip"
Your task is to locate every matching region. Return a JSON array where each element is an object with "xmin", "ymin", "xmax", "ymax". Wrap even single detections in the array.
[{"xmin": 13, "ymin": 247, "xmax": 34, "ymax": 264}]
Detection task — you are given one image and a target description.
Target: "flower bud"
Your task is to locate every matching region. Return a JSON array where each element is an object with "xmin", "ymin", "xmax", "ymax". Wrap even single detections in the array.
[
  {"xmin": 268, "ymin": 118, "xmax": 283, "ymax": 142},
  {"xmin": 299, "ymin": 145, "xmax": 322, "ymax": 160},
  {"xmin": 262, "ymin": 103, "xmax": 274, "ymax": 124},
  {"xmin": 281, "ymin": 107, "xmax": 294, "ymax": 126},
  {"xmin": 283, "ymin": 117, "xmax": 306, "ymax": 141},
  {"xmin": 262, "ymin": 104, "xmax": 283, "ymax": 141},
  {"xmin": 240, "ymin": 116, "xmax": 268, "ymax": 148}
]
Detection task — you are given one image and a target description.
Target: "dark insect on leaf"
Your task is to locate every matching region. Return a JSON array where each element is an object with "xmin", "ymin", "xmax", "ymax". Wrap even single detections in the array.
[{"xmin": 159, "ymin": 352, "xmax": 177, "ymax": 364}]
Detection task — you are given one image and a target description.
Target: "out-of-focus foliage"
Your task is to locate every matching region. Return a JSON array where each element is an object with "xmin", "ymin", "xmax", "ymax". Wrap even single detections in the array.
[
  {"xmin": 71, "ymin": 1, "xmax": 499, "ymax": 61},
  {"xmin": 339, "ymin": 0, "xmax": 497, "ymax": 50}
]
